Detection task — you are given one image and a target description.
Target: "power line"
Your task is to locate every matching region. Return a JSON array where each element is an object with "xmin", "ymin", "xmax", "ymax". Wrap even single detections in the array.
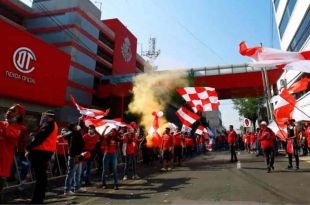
[{"xmin": 150, "ymin": 0, "xmax": 226, "ymax": 64}]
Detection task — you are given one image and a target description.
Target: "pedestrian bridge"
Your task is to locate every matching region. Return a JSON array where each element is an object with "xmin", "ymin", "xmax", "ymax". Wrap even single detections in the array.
[{"xmin": 98, "ymin": 64, "xmax": 283, "ymax": 99}]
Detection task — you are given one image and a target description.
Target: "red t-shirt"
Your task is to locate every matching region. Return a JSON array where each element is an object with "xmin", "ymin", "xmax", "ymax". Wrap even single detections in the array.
[
  {"xmin": 83, "ymin": 133, "xmax": 99, "ymax": 151},
  {"xmin": 227, "ymin": 130, "xmax": 237, "ymax": 144},
  {"xmin": 185, "ymin": 137, "xmax": 193, "ymax": 147},
  {"xmin": 250, "ymin": 133, "xmax": 256, "ymax": 144},
  {"xmin": 246, "ymin": 134, "xmax": 251, "ymax": 145},
  {"xmin": 123, "ymin": 133, "xmax": 136, "ymax": 155},
  {"xmin": 173, "ymin": 133, "xmax": 183, "ymax": 147},
  {"xmin": 258, "ymin": 128, "xmax": 275, "ymax": 149},
  {"xmin": 306, "ymin": 127, "xmax": 310, "ymax": 148},
  {"xmin": 105, "ymin": 135, "xmax": 118, "ymax": 154},
  {"xmin": 162, "ymin": 134, "xmax": 173, "ymax": 151}
]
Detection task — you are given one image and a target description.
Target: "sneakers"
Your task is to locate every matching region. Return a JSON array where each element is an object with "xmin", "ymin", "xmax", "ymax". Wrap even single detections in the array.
[
  {"xmin": 160, "ymin": 168, "xmax": 167, "ymax": 172},
  {"xmin": 123, "ymin": 175, "xmax": 128, "ymax": 181},
  {"xmin": 287, "ymin": 165, "xmax": 293, "ymax": 169},
  {"xmin": 75, "ymin": 187, "xmax": 87, "ymax": 193},
  {"xmin": 271, "ymin": 166, "xmax": 275, "ymax": 170},
  {"xmin": 64, "ymin": 191, "xmax": 75, "ymax": 196},
  {"xmin": 167, "ymin": 167, "xmax": 172, "ymax": 171},
  {"xmin": 114, "ymin": 185, "xmax": 119, "ymax": 190},
  {"xmin": 97, "ymin": 184, "xmax": 108, "ymax": 189},
  {"xmin": 267, "ymin": 167, "xmax": 271, "ymax": 173}
]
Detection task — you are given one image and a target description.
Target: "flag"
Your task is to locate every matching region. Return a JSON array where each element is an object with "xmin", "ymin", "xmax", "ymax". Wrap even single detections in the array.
[
  {"xmin": 176, "ymin": 106, "xmax": 200, "ymax": 127},
  {"xmin": 195, "ymin": 125, "xmax": 209, "ymax": 136},
  {"xmin": 287, "ymin": 78, "xmax": 310, "ymax": 94},
  {"xmin": 147, "ymin": 111, "xmax": 163, "ymax": 148},
  {"xmin": 181, "ymin": 125, "xmax": 192, "ymax": 133},
  {"xmin": 281, "ymin": 60, "xmax": 310, "ymax": 73},
  {"xmin": 242, "ymin": 118, "xmax": 252, "ymax": 127},
  {"xmin": 271, "ymin": 88, "xmax": 296, "ymax": 124},
  {"xmin": 71, "ymin": 95, "xmax": 109, "ymax": 119},
  {"xmin": 84, "ymin": 118, "xmax": 128, "ymax": 136},
  {"xmin": 176, "ymin": 87, "xmax": 220, "ymax": 112},
  {"xmin": 239, "ymin": 41, "xmax": 310, "ymax": 67},
  {"xmin": 268, "ymin": 121, "xmax": 287, "ymax": 141}
]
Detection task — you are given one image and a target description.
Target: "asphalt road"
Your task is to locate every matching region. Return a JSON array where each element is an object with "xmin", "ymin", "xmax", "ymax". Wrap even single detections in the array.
[{"xmin": 9, "ymin": 151, "xmax": 310, "ymax": 205}]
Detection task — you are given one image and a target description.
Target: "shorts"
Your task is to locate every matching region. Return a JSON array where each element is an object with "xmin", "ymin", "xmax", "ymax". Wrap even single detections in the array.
[
  {"xmin": 174, "ymin": 146, "xmax": 182, "ymax": 159},
  {"xmin": 163, "ymin": 150, "xmax": 172, "ymax": 161}
]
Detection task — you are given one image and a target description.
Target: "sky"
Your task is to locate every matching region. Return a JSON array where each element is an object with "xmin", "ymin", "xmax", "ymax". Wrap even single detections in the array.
[{"xmin": 20, "ymin": 0, "xmax": 280, "ymax": 130}]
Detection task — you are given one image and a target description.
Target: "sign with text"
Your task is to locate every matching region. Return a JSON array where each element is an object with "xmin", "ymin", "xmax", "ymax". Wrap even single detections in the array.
[{"xmin": 0, "ymin": 18, "xmax": 71, "ymax": 106}]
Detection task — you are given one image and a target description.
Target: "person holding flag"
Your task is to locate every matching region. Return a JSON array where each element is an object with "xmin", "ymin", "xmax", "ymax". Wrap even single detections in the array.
[
  {"xmin": 173, "ymin": 128, "xmax": 184, "ymax": 166},
  {"xmin": 258, "ymin": 121, "xmax": 275, "ymax": 173},
  {"xmin": 161, "ymin": 128, "xmax": 173, "ymax": 171}
]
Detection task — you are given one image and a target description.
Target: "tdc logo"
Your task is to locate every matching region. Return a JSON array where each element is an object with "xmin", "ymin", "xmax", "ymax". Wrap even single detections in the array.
[{"xmin": 13, "ymin": 47, "xmax": 36, "ymax": 74}]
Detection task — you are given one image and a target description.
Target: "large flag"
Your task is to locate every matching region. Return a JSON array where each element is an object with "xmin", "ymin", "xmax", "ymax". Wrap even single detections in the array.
[
  {"xmin": 176, "ymin": 106, "xmax": 200, "ymax": 127},
  {"xmin": 239, "ymin": 41, "xmax": 310, "ymax": 67},
  {"xmin": 281, "ymin": 60, "xmax": 310, "ymax": 73},
  {"xmin": 84, "ymin": 118, "xmax": 127, "ymax": 136},
  {"xmin": 287, "ymin": 78, "xmax": 310, "ymax": 94},
  {"xmin": 71, "ymin": 95, "xmax": 109, "ymax": 119},
  {"xmin": 176, "ymin": 87, "xmax": 220, "ymax": 113},
  {"xmin": 195, "ymin": 125, "xmax": 209, "ymax": 136}
]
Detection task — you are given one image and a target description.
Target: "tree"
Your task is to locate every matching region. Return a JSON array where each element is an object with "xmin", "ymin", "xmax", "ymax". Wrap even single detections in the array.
[{"xmin": 232, "ymin": 97, "xmax": 265, "ymax": 130}]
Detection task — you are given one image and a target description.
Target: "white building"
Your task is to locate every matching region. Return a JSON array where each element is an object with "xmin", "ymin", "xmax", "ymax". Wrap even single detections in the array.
[{"xmin": 273, "ymin": 0, "xmax": 310, "ymax": 117}]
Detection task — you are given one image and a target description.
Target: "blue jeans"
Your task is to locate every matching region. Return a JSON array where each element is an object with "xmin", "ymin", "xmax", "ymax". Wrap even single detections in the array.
[
  {"xmin": 101, "ymin": 153, "xmax": 118, "ymax": 186},
  {"xmin": 123, "ymin": 154, "xmax": 137, "ymax": 176},
  {"xmin": 64, "ymin": 157, "xmax": 82, "ymax": 192},
  {"xmin": 82, "ymin": 158, "xmax": 92, "ymax": 184}
]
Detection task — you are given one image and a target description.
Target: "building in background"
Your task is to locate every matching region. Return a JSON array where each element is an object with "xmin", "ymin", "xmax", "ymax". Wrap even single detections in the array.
[
  {"xmin": 0, "ymin": 0, "xmax": 152, "ymax": 126},
  {"xmin": 273, "ymin": 0, "xmax": 310, "ymax": 112}
]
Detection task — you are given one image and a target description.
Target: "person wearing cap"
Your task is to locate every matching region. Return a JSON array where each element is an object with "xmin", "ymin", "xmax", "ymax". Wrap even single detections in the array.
[
  {"xmin": 0, "ymin": 104, "xmax": 27, "ymax": 202},
  {"xmin": 26, "ymin": 110, "xmax": 58, "ymax": 204},
  {"xmin": 161, "ymin": 127, "xmax": 173, "ymax": 171},
  {"xmin": 227, "ymin": 125, "xmax": 238, "ymax": 163},
  {"xmin": 258, "ymin": 121, "xmax": 275, "ymax": 173},
  {"xmin": 63, "ymin": 123, "xmax": 85, "ymax": 195},
  {"xmin": 286, "ymin": 119, "xmax": 300, "ymax": 170}
]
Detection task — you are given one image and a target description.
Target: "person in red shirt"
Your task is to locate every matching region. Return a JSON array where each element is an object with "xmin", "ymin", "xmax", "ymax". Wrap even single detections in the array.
[
  {"xmin": 122, "ymin": 127, "xmax": 139, "ymax": 180},
  {"xmin": 82, "ymin": 125, "xmax": 99, "ymax": 186},
  {"xmin": 0, "ymin": 104, "xmax": 26, "ymax": 203},
  {"xmin": 173, "ymin": 128, "xmax": 184, "ymax": 166},
  {"xmin": 306, "ymin": 122, "xmax": 310, "ymax": 155},
  {"xmin": 99, "ymin": 127, "xmax": 119, "ymax": 190},
  {"xmin": 227, "ymin": 125, "xmax": 238, "ymax": 163},
  {"xmin": 258, "ymin": 121, "xmax": 275, "ymax": 173},
  {"xmin": 184, "ymin": 134, "xmax": 194, "ymax": 158},
  {"xmin": 52, "ymin": 128, "xmax": 69, "ymax": 176},
  {"xmin": 161, "ymin": 128, "xmax": 173, "ymax": 171},
  {"xmin": 250, "ymin": 132, "xmax": 256, "ymax": 153}
]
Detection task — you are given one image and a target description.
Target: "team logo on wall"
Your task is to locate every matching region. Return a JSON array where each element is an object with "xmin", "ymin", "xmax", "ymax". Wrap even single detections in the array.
[
  {"xmin": 121, "ymin": 37, "xmax": 132, "ymax": 63},
  {"xmin": 13, "ymin": 47, "xmax": 36, "ymax": 74}
]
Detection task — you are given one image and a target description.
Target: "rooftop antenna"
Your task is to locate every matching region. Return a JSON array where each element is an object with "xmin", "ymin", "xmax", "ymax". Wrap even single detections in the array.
[{"xmin": 142, "ymin": 37, "xmax": 160, "ymax": 69}]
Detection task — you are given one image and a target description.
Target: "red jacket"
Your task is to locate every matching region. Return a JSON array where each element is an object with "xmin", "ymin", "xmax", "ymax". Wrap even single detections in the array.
[
  {"xmin": 227, "ymin": 130, "xmax": 237, "ymax": 144},
  {"xmin": 0, "ymin": 121, "xmax": 26, "ymax": 177},
  {"xmin": 258, "ymin": 128, "xmax": 275, "ymax": 149}
]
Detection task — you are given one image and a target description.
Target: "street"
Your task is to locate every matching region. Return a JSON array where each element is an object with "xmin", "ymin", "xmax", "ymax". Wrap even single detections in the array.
[{"xmin": 9, "ymin": 152, "xmax": 310, "ymax": 205}]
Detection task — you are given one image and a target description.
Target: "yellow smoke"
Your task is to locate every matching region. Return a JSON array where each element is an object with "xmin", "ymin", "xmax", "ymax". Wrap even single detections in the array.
[{"xmin": 128, "ymin": 70, "xmax": 188, "ymax": 134}]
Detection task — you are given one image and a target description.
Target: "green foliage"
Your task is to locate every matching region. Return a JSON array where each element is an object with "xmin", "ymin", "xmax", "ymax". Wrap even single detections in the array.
[{"xmin": 232, "ymin": 97, "xmax": 265, "ymax": 129}]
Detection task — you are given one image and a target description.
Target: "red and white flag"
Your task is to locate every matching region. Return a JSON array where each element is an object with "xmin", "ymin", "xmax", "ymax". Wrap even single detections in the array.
[
  {"xmin": 281, "ymin": 60, "xmax": 310, "ymax": 73},
  {"xmin": 176, "ymin": 106, "xmax": 200, "ymax": 127},
  {"xmin": 148, "ymin": 111, "xmax": 163, "ymax": 148},
  {"xmin": 268, "ymin": 121, "xmax": 287, "ymax": 141},
  {"xmin": 287, "ymin": 78, "xmax": 310, "ymax": 94},
  {"xmin": 71, "ymin": 95, "xmax": 109, "ymax": 119},
  {"xmin": 239, "ymin": 41, "xmax": 310, "ymax": 67},
  {"xmin": 195, "ymin": 125, "xmax": 209, "ymax": 136},
  {"xmin": 176, "ymin": 87, "xmax": 220, "ymax": 113},
  {"xmin": 242, "ymin": 118, "xmax": 252, "ymax": 127},
  {"xmin": 271, "ymin": 88, "xmax": 296, "ymax": 124},
  {"xmin": 84, "ymin": 118, "xmax": 127, "ymax": 136}
]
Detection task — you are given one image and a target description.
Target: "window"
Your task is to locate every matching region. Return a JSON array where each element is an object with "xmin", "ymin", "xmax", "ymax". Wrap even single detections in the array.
[
  {"xmin": 279, "ymin": 0, "xmax": 297, "ymax": 38},
  {"xmin": 274, "ymin": 0, "xmax": 280, "ymax": 11},
  {"xmin": 288, "ymin": 8, "xmax": 310, "ymax": 51}
]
